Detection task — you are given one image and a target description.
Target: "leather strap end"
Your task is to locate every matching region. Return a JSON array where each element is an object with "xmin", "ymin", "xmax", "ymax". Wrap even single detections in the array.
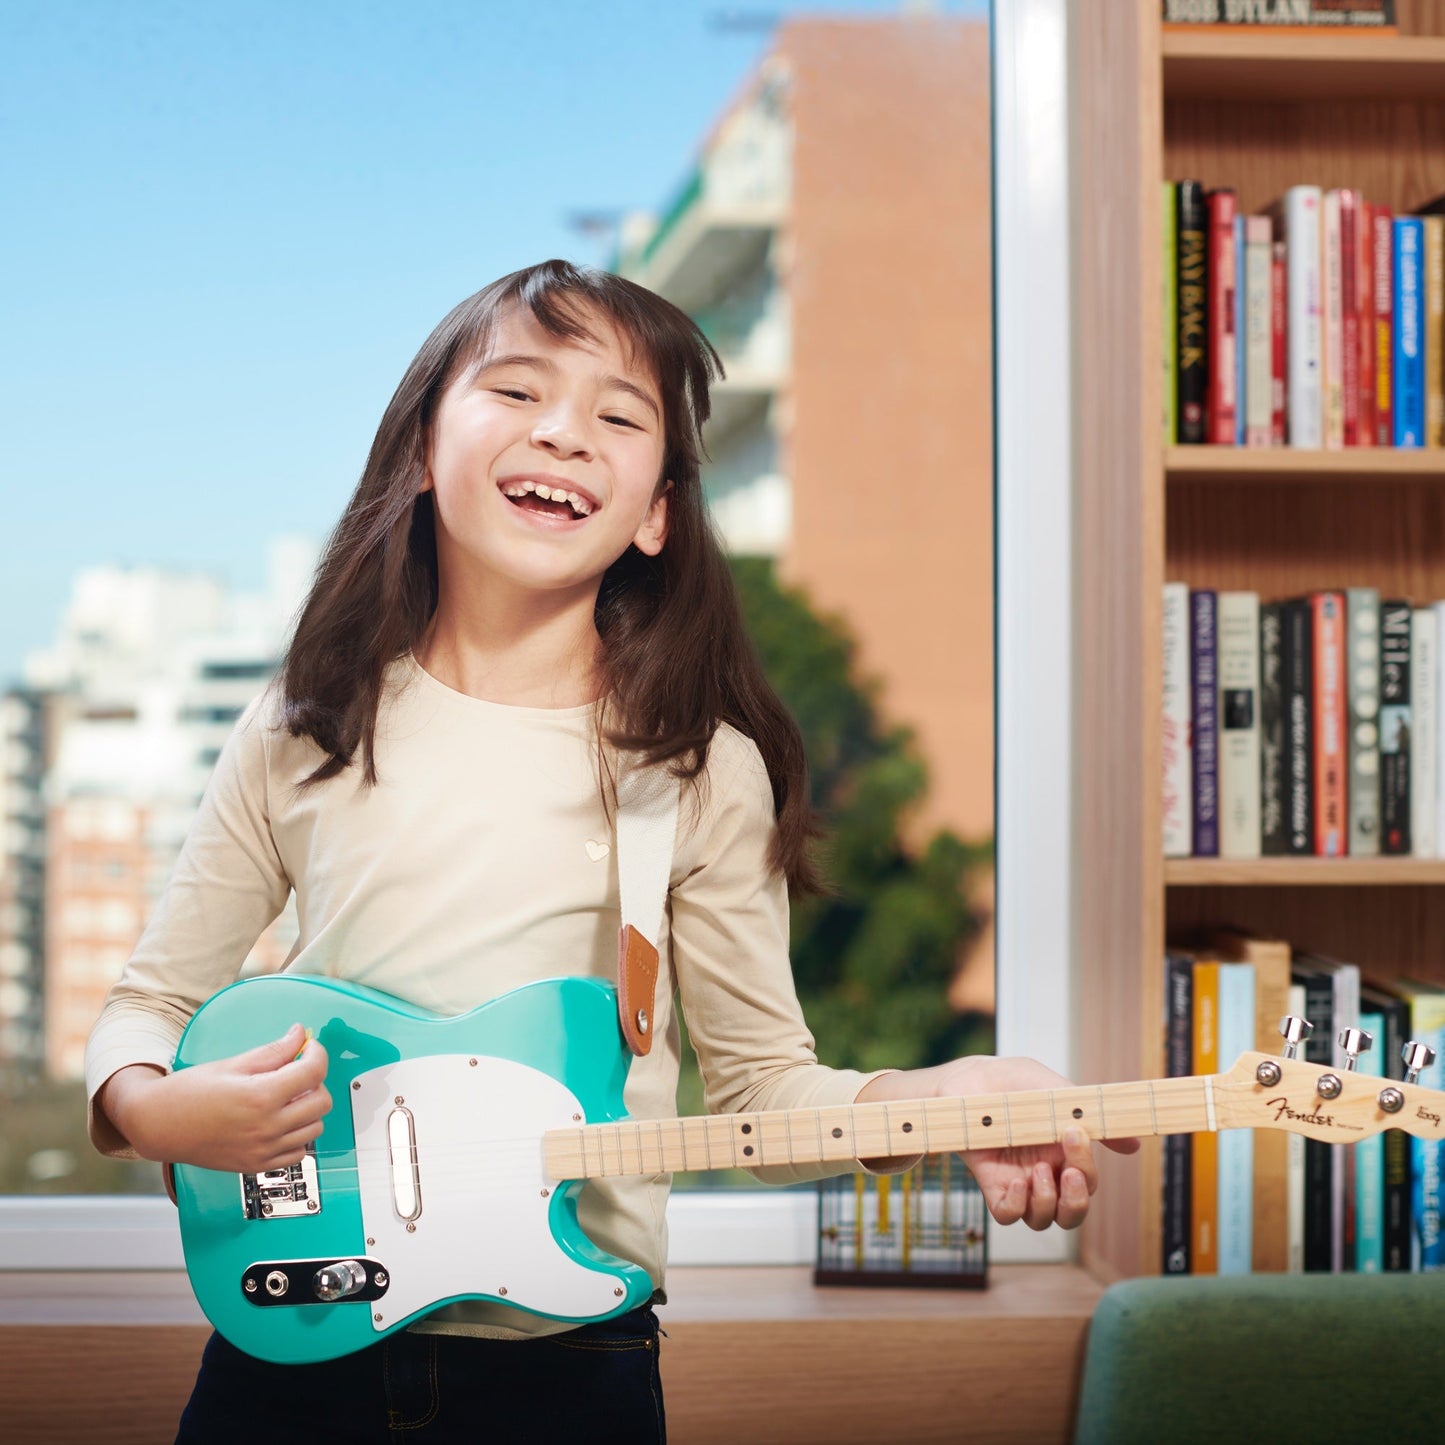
[{"xmin": 617, "ymin": 923, "xmax": 660, "ymax": 1057}]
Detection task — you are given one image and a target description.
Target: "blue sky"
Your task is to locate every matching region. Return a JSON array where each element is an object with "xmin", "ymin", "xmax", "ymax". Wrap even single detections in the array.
[{"xmin": 1, "ymin": 0, "xmax": 986, "ymax": 686}]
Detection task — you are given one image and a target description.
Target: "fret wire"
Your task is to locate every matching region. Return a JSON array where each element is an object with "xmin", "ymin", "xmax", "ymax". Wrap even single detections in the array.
[
  {"xmin": 1048, "ymin": 1090, "xmax": 1057, "ymax": 1142},
  {"xmin": 849, "ymin": 1106, "xmax": 858, "ymax": 1162},
  {"xmin": 884, "ymin": 1101, "xmax": 892, "ymax": 1157},
  {"xmin": 655, "ymin": 1119, "xmax": 664, "ymax": 1175},
  {"xmin": 814, "ymin": 1107, "xmax": 825, "ymax": 1163},
  {"xmin": 755, "ymin": 1114, "xmax": 763, "ymax": 1167},
  {"xmin": 784, "ymin": 1107, "xmax": 794, "ymax": 1165},
  {"xmin": 729, "ymin": 1117, "xmax": 739, "ymax": 1168},
  {"xmin": 1003, "ymin": 1091, "xmax": 1014, "ymax": 1145},
  {"xmin": 1147, "ymin": 1081, "xmax": 1159, "ymax": 1136},
  {"xmin": 614, "ymin": 1124, "xmax": 624, "ymax": 1177},
  {"xmin": 634, "ymin": 1123, "xmax": 644, "ymax": 1177},
  {"xmin": 704, "ymin": 1115, "xmax": 713, "ymax": 1171},
  {"xmin": 1096, "ymin": 1085, "xmax": 1107, "ymax": 1138},
  {"xmin": 578, "ymin": 1126, "xmax": 588, "ymax": 1178},
  {"xmin": 959, "ymin": 1096, "xmax": 970, "ymax": 1152},
  {"xmin": 921, "ymin": 1098, "xmax": 931, "ymax": 1155}
]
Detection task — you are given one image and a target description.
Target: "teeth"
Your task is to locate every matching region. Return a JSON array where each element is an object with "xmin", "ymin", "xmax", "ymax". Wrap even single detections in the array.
[{"xmin": 501, "ymin": 481, "xmax": 594, "ymax": 517}]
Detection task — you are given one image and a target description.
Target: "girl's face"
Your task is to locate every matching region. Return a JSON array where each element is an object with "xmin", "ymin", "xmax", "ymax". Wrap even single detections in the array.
[{"xmin": 421, "ymin": 303, "xmax": 669, "ymax": 607}]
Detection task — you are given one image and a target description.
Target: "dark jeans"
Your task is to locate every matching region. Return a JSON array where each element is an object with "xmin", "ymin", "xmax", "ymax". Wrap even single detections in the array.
[{"xmin": 175, "ymin": 1306, "xmax": 665, "ymax": 1443}]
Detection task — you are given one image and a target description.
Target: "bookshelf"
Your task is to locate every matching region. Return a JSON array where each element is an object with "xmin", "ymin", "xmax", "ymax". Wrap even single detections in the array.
[{"xmin": 1072, "ymin": 1, "xmax": 1445, "ymax": 1281}]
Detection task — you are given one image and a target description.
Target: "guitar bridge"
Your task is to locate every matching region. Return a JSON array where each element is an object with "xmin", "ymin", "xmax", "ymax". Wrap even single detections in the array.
[{"xmin": 240, "ymin": 1146, "xmax": 320, "ymax": 1220}]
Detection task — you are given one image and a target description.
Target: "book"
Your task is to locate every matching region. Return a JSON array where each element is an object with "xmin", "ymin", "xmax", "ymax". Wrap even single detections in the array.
[
  {"xmin": 1345, "ymin": 587, "xmax": 1381, "ymax": 857},
  {"xmin": 1380, "ymin": 600, "xmax": 1412, "ymax": 855},
  {"xmin": 1422, "ymin": 215, "xmax": 1445, "ymax": 447},
  {"xmin": 1164, "ymin": 183, "xmax": 1178, "ymax": 445},
  {"xmin": 1244, "ymin": 215, "xmax": 1273, "ymax": 447},
  {"xmin": 1286, "ymin": 980, "xmax": 1308, "ymax": 1272},
  {"xmin": 1363, "ymin": 985, "xmax": 1415, "ymax": 1271},
  {"xmin": 1192, "ymin": 958, "xmax": 1221, "ymax": 1273},
  {"xmin": 1338, "ymin": 189, "xmax": 1361, "ymax": 447},
  {"xmin": 1323, "ymin": 188, "xmax": 1345, "ymax": 449},
  {"xmin": 1163, "ymin": 951, "xmax": 1194, "ymax": 1274},
  {"xmin": 1191, "ymin": 589, "xmax": 1220, "ymax": 856},
  {"xmin": 1218, "ymin": 592, "xmax": 1261, "ymax": 857},
  {"xmin": 1178, "ymin": 181, "xmax": 1210, "ymax": 445},
  {"xmin": 1394, "ymin": 217, "xmax": 1425, "ymax": 447},
  {"xmin": 1163, "ymin": 583, "xmax": 1193, "ymax": 857},
  {"xmin": 1269, "ymin": 186, "xmax": 1323, "ymax": 448},
  {"xmin": 1437, "ymin": 601, "xmax": 1445, "ymax": 856},
  {"xmin": 1374, "ymin": 205, "xmax": 1394, "ymax": 444},
  {"xmin": 1161, "ymin": 1, "xmax": 1397, "ymax": 30},
  {"xmin": 1259, "ymin": 601, "xmax": 1287, "ymax": 854},
  {"xmin": 1291, "ymin": 963, "xmax": 1336, "ymax": 1271},
  {"xmin": 1208, "ymin": 189, "xmax": 1239, "ymax": 446},
  {"xmin": 1412, "ymin": 608, "xmax": 1438, "ymax": 859},
  {"xmin": 1217, "ymin": 961, "xmax": 1256, "ymax": 1274},
  {"xmin": 1283, "ymin": 598, "xmax": 1315, "ymax": 855},
  {"xmin": 1392, "ymin": 979, "xmax": 1445, "ymax": 1270},
  {"xmin": 1311, "ymin": 591, "xmax": 1347, "ymax": 856},
  {"xmin": 1358, "ymin": 200, "xmax": 1376, "ymax": 447},
  {"xmin": 1271, "ymin": 239, "xmax": 1288, "ymax": 445},
  {"xmin": 1355, "ymin": 1009, "xmax": 1386, "ymax": 1272}
]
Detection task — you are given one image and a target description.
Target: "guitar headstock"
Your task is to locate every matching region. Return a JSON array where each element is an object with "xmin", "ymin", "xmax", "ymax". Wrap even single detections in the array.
[{"xmin": 1215, "ymin": 1018, "xmax": 1444, "ymax": 1144}]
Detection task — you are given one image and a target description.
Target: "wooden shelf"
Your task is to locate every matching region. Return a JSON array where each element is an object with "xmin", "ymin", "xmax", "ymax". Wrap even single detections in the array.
[
  {"xmin": 1162, "ymin": 30, "xmax": 1445, "ymax": 100},
  {"xmin": 1167, "ymin": 447, "xmax": 1445, "ymax": 482},
  {"xmin": 1167, "ymin": 858, "xmax": 1445, "ymax": 887}
]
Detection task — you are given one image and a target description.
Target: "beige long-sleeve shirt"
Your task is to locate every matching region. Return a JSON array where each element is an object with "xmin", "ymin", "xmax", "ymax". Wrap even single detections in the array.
[{"xmin": 86, "ymin": 651, "xmax": 890, "ymax": 1338}]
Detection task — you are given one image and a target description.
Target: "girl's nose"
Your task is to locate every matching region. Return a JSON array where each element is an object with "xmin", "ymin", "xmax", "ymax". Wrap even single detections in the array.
[{"xmin": 531, "ymin": 406, "xmax": 592, "ymax": 459}]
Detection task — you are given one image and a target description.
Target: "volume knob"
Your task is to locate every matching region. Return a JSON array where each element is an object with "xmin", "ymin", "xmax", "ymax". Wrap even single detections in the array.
[{"xmin": 313, "ymin": 1259, "xmax": 369, "ymax": 1302}]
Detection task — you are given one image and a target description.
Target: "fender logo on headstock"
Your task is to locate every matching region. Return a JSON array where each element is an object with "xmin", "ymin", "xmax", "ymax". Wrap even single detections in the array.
[{"xmin": 1266, "ymin": 1097, "xmax": 1363, "ymax": 1132}]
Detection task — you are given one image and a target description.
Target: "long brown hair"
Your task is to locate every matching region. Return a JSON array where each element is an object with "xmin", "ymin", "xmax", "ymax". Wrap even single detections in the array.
[{"xmin": 279, "ymin": 260, "xmax": 825, "ymax": 895}]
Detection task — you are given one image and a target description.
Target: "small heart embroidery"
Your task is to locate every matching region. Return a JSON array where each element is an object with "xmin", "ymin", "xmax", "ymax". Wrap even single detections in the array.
[{"xmin": 585, "ymin": 840, "xmax": 610, "ymax": 862}]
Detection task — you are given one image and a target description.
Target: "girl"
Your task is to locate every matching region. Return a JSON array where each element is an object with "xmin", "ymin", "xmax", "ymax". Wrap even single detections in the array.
[{"xmin": 86, "ymin": 260, "xmax": 1136, "ymax": 1443}]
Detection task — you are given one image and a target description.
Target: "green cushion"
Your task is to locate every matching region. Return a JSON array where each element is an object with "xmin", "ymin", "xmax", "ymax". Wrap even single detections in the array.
[{"xmin": 1074, "ymin": 1274, "xmax": 1445, "ymax": 1445}]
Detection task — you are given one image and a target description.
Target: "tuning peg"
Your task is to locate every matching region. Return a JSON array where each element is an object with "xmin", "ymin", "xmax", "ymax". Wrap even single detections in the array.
[
  {"xmin": 1338, "ymin": 1028, "xmax": 1374, "ymax": 1073},
  {"xmin": 1279, "ymin": 1015, "xmax": 1313, "ymax": 1061},
  {"xmin": 1402, "ymin": 1041, "xmax": 1438, "ymax": 1086}
]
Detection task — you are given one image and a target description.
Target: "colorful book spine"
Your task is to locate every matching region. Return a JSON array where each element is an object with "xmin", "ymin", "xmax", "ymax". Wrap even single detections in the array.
[
  {"xmin": 1192, "ymin": 959, "xmax": 1220, "ymax": 1274},
  {"xmin": 1235, "ymin": 211, "xmax": 1246, "ymax": 447},
  {"xmin": 1284, "ymin": 598, "xmax": 1315, "ymax": 855},
  {"xmin": 1286, "ymin": 980, "xmax": 1308, "ymax": 1273},
  {"xmin": 1355, "ymin": 1010, "xmax": 1386, "ymax": 1273},
  {"xmin": 1397, "ymin": 981, "xmax": 1445, "ymax": 1270},
  {"xmin": 1338, "ymin": 189, "xmax": 1361, "ymax": 447},
  {"xmin": 1260, "ymin": 602, "xmax": 1287, "ymax": 855},
  {"xmin": 1413, "ymin": 607, "xmax": 1437, "ymax": 858},
  {"xmin": 1191, "ymin": 589, "xmax": 1220, "ymax": 857},
  {"xmin": 1394, "ymin": 217, "xmax": 1425, "ymax": 447},
  {"xmin": 1271, "ymin": 240, "xmax": 1288, "ymax": 446},
  {"xmin": 1374, "ymin": 205, "xmax": 1394, "ymax": 444},
  {"xmin": 1380, "ymin": 600, "xmax": 1413, "ymax": 855},
  {"xmin": 1293, "ymin": 966, "xmax": 1336, "ymax": 1271},
  {"xmin": 1245, "ymin": 216, "xmax": 1273, "ymax": 447},
  {"xmin": 1423, "ymin": 214, "xmax": 1445, "ymax": 447},
  {"xmin": 1370, "ymin": 987, "xmax": 1415, "ymax": 1271},
  {"xmin": 1273, "ymin": 186, "xmax": 1323, "ymax": 448},
  {"xmin": 1322, "ymin": 189, "xmax": 1344, "ymax": 450},
  {"xmin": 1359, "ymin": 200, "xmax": 1377, "ymax": 447},
  {"xmin": 1218, "ymin": 592, "xmax": 1261, "ymax": 858},
  {"xmin": 1163, "ymin": 952, "xmax": 1194, "ymax": 1274},
  {"xmin": 1346, "ymin": 587, "xmax": 1381, "ymax": 856},
  {"xmin": 1163, "ymin": 583, "xmax": 1193, "ymax": 857},
  {"xmin": 1164, "ymin": 182, "xmax": 1178, "ymax": 445},
  {"xmin": 1178, "ymin": 181, "xmax": 1209, "ymax": 445},
  {"xmin": 1437, "ymin": 600, "xmax": 1445, "ymax": 856},
  {"xmin": 1208, "ymin": 189, "xmax": 1239, "ymax": 445},
  {"xmin": 1311, "ymin": 591, "xmax": 1347, "ymax": 857},
  {"xmin": 1216, "ymin": 961, "xmax": 1255, "ymax": 1274}
]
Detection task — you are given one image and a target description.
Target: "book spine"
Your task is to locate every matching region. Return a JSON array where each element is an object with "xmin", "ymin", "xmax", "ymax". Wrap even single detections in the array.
[
  {"xmin": 1355, "ymin": 1011, "xmax": 1386, "ymax": 1273},
  {"xmin": 1191, "ymin": 590, "xmax": 1220, "ymax": 856},
  {"xmin": 1192, "ymin": 960, "xmax": 1220, "ymax": 1274},
  {"xmin": 1359, "ymin": 200, "xmax": 1377, "ymax": 447},
  {"xmin": 1394, "ymin": 217, "xmax": 1425, "ymax": 447},
  {"xmin": 1408, "ymin": 995, "xmax": 1445, "ymax": 1270},
  {"xmin": 1218, "ymin": 592, "xmax": 1262, "ymax": 858},
  {"xmin": 1236, "ymin": 212, "xmax": 1246, "ymax": 446},
  {"xmin": 1380, "ymin": 992, "xmax": 1413, "ymax": 1271},
  {"xmin": 1437, "ymin": 601, "xmax": 1445, "ymax": 856},
  {"xmin": 1285, "ymin": 598, "xmax": 1315, "ymax": 855},
  {"xmin": 1178, "ymin": 181, "xmax": 1209, "ymax": 444},
  {"xmin": 1297, "ymin": 971, "xmax": 1336, "ymax": 1271},
  {"xmin": 1208, "ymin": 189, "xmax": 1239, "ymax": 445},
  {"xmin": 1260, "ymin": 602, "xmax": 1287, "ymax": 854},
  {"xmin": 1311, "ymin": 591, "xmax": 1348, "ymax": 857},
  {"xmin": 1332, "ymin": 964, "xmax": 1361, "ymax": 1273},
  {"xmin": 1216, "ymin": 962, "xmax": 1255, "ymax": 1275},
  {"xmin": 1286, "ymin": 980, "xmax": 1308, "ymax": 1272},
  {"xmin": 1323, "ymin": 189, "xmax": 1345, "ymax": 449},
  {"xmin": 1245, "ymin": 216, "xmax": 1273, "ymax": 446},
  {"xmin": 1163, "ymin": 583, "xmax": 1194, "ymax": 857},
  {"xmin": 1423, "ymin": 215, "xmax": 1444, "ymax": 446},
  {"xmin": 1163, "ymin": 952, "xmax": 1193, "ymax": 1275},
  {"xmin": 1271, "ymin": 240, "xmax": 1288, "ymax": 446},
  {"xmin": 1339, "ymin": 190, "xmax": 1360, "ymax": 447},
  {"xmin": 1412, "ymin": 608, "xmax": 1437, "ymax": 858},
  {"xmin": 1283, "ymin": 186, "xmax": 1323, "ymax": 448},
  {"xmin": 1374, "ymin": 206, "xmax": 1394, "ymax": 445},
  {"xmin": 1346, "ymin": 588, "xmax": 1382, "ymax": 857},
  {"xmin": 1381, "ymin": 600, "xmax": 1413, "ymax": 855},
  {"xmin": 1164, "ymin": 182, "xmax": 1178, "ymax": 445}
]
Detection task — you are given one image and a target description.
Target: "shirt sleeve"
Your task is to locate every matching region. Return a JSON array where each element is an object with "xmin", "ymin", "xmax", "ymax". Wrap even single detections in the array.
[
  {"xmin": 84, "ymin": 691, "xmax": 293, "ymax": 1157},
  {"xmin": 668, "ymin": 727, "xmax": 915, "ymax": 1185}
]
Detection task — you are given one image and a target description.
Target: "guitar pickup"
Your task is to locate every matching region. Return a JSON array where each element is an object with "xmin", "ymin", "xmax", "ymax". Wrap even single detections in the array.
[{"xmin": 240, "ymin": 1145, "xmax": 320, "ymax": 1220}]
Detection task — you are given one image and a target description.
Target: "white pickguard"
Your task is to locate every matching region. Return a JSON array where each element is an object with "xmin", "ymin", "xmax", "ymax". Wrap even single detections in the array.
[{"xmin": 351, "ymin": 1054, "xmax": 624, "ymax": 1331}]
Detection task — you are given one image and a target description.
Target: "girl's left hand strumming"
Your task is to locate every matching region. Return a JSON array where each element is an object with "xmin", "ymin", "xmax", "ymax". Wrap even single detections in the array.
[{"xmin": 931, "ymin": 1055, "xmax": 1141, "ymax": 1231}]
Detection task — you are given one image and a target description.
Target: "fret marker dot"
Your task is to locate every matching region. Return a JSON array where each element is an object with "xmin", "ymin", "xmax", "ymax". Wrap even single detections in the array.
[
  {"xmin": 902, "ymin": 1122, "xmax": 913, "ymax": 1133},
  {"xmin": 832, "ymin": 1127, "xmax": 844, "ymax": 1139},
  {"xmin": 741, "ymin": 1123, "xmax": 752, "ymax": 1134},
  {"xmin": 743, "ymin": 1146, "xmax": 754, "ymax": 1157},
  {"xmin": 1072, "ymin": 1108, "xmax": 1084, "ymax": 1120},
  {"xmin": 982, "ymin": 1115, "xmax": 993, "ymax": 1127}
]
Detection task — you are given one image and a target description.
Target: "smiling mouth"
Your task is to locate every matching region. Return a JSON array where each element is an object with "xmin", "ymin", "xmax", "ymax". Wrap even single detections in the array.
[{"xmin": 500, "ymin": 480, "xmax": 595, "ymax": 520}]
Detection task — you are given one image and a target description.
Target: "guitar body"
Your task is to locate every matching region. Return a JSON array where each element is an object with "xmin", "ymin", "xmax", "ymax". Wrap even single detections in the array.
[{"xmin": 173, "ymin": 973, "xmax": 653, "ymax": 1364}]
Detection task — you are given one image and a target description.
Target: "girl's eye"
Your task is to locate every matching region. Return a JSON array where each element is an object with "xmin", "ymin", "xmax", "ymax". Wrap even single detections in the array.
[
  {"xmin": 495, "ymin": 388, "xmax": 532, "ymax": 401},
  {"xmin": 604, "ymin": 415, "xmax": 638, "ymax": 429}
]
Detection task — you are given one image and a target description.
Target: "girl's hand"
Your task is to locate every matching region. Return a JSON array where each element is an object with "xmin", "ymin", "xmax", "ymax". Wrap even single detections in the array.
[
  {"xmin": 930, "ymin": 1055, "xmax": 1141, "ymax": 1231},
  {"xmin": 98, "ymin": 1023, "xmax": 332, "ymax": 1175}
]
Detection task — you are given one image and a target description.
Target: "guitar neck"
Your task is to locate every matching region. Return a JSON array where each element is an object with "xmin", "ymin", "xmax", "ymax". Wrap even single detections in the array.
[{"xmin": 544, "ymin": 1076, "xmax": 1213, "ymax": 1181}]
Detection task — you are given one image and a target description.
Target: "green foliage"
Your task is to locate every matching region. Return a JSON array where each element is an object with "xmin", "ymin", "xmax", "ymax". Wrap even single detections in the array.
[{"xmin": 728, "ymin": 557, "xmax": 993, "ymax": 1074}]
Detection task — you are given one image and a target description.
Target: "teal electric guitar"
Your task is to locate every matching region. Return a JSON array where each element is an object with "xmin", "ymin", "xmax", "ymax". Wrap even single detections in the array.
[{"xmin": 173, "ymin": 973, "xmax": 1445, "ymax": 1363}]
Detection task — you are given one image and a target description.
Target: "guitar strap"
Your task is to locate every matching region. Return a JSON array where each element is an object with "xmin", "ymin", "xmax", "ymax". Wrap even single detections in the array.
[{"xmin": 614, "ymin": 756, "xmax": 679, "ymax": 1057}]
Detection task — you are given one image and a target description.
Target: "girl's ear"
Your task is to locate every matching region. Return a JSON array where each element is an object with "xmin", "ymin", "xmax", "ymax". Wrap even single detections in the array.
[{"xmin": 633, "ymin": 479, "xmax": 672, "ymax": 557}]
